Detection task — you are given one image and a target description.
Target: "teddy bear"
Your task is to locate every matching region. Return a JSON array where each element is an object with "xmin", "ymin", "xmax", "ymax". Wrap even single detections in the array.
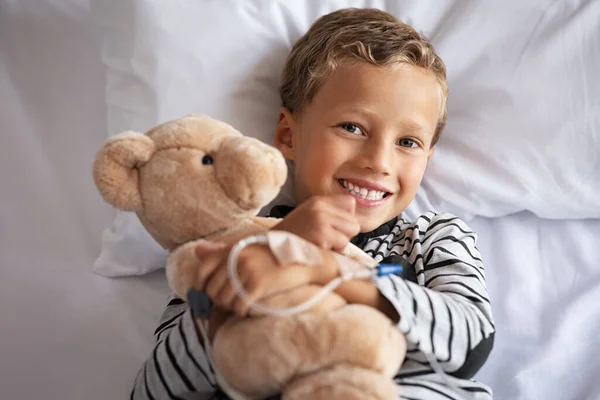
[{"xmin": 93, "ymin": 114, "xmax": 406, "ymax": 399}]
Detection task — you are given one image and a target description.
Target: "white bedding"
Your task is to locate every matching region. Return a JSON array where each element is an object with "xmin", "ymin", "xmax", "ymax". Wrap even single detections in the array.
[
  {"xmin": 470, "ymin": 214, "xmax": 600, "ymax": 400},
  {"xmin": 1, "ymin": 1, "xmax": 599, "ymax": 400}
]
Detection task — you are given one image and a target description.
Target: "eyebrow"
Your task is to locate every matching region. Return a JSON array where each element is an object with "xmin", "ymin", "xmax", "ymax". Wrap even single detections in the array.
[
  {"xmin": 399, "ymin": 120, "xmax": 432, "ymax": 137},
  {"xmin": 336, "ymin": 107, "xmax": 376, "ymax": 118}
]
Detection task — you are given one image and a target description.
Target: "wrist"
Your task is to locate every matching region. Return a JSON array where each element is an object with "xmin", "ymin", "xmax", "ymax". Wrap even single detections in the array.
[{"xmin": 333, "ymin": 280, "xmax": 400, "ymax": 323}]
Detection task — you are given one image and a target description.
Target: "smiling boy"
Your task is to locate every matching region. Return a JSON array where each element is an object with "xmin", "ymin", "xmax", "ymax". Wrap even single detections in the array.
[{"xmin": 132, "ymin": 8, "xmax": 495, "ymax": 400}]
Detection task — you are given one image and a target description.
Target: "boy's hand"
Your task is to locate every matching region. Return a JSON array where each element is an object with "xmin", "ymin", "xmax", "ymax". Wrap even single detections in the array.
[
  {"xmin": 273, "ymin": 194, "xmax": 360, "ymax": 252},
  {"xmin": 193, "ymin": 241, "xmax": 337, "ymax": 317}
]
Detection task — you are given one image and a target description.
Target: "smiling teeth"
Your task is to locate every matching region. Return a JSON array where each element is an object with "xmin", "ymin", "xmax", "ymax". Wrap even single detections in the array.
[{"xmin": 340, "ymin": 180, "xmax": 386, "ymax": 200}]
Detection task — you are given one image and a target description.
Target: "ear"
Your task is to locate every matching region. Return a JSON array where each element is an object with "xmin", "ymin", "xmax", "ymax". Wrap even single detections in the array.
[
  {"xmin": 93, "ymin": 131, "xmax": 156, "ymax": 211},
  {"xmin": 273, "ymin": 107, "xmax": 298, "ymax": 161}
]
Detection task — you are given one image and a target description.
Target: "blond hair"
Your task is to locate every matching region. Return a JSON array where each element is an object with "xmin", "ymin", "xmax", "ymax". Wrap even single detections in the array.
[{"xmin": 280, "ymin": 8, "xmax": 448, "ymax": 146}]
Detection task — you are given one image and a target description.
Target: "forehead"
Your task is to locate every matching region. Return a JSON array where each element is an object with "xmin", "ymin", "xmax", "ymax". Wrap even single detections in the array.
[{"xmin": 305, "ymin": 62, "xmax": 441, "ymax": 135}]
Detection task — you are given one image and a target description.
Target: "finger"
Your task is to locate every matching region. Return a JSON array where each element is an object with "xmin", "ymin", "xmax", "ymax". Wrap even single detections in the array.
[
  {"xmin": 310, "ymin": 194, "xmax": 355, "ymax": 217},
  {"xmin": 330, "ymin": 215, "xmax": 361, "ymax": 239},
  {"xmin": 216, "ymin": 280, "xmax": 240, "ymax": 312},
  {"xmin": 232, "ymin": 295, "xmax": 252, "ymax": 317},
  {"xmin": 230, "ymin": 269, "xmax": 260, "ymax": 317},
  {"xmin": 204, "ymin": 265, "xmax": 230, "ymax": 305},
  {"xmin": 318, "ymin": 198, "xmax": 360, "ymax": 234},
  {"xmin": 233, "ymin": 278, "xmax": 269, "ymax": 317},
  {"xmin": 329, "ymin": 228, "xmax": 353, "ymax": 253},
  {"xmin": 233, "ymin": 246, "xmax": 279, "ymax": 316},
  {"xmin": 325, "ymin": 200, "xmax": 358, "ymax": 221},
  {"xmin": 207, "ymin": 255, "xmax": 256, "ymax": 311},
  {"xmin": 194, "ymin": 243, "xmax": 228, "ymax": 290},
  {"xmin": 307, "ymin": 205, "xmax": 358, "ymax": 245},
  {"xmin": 326, "ymin": 193, "xmax": 356, "ymax": 214},
  {"xmin": 195, "ymin": 241, "xmax": 227, "ymax": 256}
]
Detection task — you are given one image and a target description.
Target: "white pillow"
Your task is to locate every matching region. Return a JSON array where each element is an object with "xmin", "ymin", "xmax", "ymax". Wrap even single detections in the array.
[
  {"xmin": 91, "ymin": 0, "xmax": 600, "ymax": 276},
  {"xmin": 92, "ymin": 212, "xmax": 167, "ymax": 277}
]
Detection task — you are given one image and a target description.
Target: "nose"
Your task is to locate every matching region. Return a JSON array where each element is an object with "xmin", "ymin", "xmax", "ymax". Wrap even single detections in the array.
[
  {"xmin": 356, "ymin": 137, "xmax": 393, "ymax": 176},
  {"xmin": 215, "ymin": 136, "xmax": 287, "ymax": 210}
]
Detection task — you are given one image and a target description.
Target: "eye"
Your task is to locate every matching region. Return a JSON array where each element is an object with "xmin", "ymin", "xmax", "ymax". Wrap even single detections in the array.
[
  {"xmin": 396, "ymin": 138, "xmax": 419, "ymax": 148},
  {"xmin": 338, "ymin": 122, "xmax": 364, "ymax": 135},
  {"xmin": 202, "ymin": 154, "xmax": 214, "ymax": 165}
]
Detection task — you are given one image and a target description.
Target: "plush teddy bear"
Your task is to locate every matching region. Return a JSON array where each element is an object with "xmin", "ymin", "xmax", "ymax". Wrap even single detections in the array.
[{"xmin": 93, "ymin": 114, "xmax": 406, "ymax": 400}]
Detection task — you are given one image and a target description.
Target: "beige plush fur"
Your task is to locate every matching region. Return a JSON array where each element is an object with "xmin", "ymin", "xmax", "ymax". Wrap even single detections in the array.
[{"xmin": 93, "ymin": 114, "xmax": 406, "ymax": 399}]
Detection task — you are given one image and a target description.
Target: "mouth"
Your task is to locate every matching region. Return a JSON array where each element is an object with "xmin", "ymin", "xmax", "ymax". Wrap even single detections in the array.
[{"xmin": 337, "ymin": 178, "xmax": 393, "ymax": 205}]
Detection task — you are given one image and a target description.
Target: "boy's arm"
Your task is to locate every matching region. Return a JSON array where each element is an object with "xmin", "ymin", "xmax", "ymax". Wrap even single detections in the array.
[
  {"xmin": 334, "ymin": 214, "xmax": 495, "ymax": 379},
  {"xmin": 131, "ymin": 296, "xmax": 216, "ymax": 400}
]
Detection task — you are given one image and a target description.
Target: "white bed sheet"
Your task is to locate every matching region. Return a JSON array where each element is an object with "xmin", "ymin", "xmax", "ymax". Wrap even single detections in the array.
[
  {"xmin": 1, "ymin": 1, "xmax": 600, "ymax": 400},
  {"xmin": 470, "ymin": 214, "xmax": 600, "ymax": 400},
  {"xmin": 0, "ymin": 1, "xmax": 168, "ymax": 399}
]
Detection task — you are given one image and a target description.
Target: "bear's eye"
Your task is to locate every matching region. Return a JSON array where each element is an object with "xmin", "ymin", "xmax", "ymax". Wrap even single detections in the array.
[{"xmin": 202, "ymin": 154, "xmax": 214, "ymax": 165}]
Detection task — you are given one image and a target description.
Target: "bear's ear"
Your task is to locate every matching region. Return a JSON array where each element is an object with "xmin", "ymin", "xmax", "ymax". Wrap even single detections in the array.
[{"xmin": 93, "ymin": 131, "xmax": 156, "ymax": 212}]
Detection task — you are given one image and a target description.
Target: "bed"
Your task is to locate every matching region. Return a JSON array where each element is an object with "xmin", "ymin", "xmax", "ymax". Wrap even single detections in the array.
[{"xmin": 1, "ymin": 1, "xmax": 599, "ymax": 399}]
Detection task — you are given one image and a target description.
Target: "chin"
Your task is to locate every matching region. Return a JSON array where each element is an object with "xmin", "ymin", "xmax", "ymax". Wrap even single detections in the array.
[
  {"xmin": 355, "ymin": 204, "xmax": 397, "ymax": 229},
  {"xmin": 357, "ymin": 215, "xmax": 389, "ymax": 233}
]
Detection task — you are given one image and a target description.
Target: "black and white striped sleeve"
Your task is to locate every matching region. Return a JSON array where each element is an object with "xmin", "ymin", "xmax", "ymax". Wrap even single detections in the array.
[
  {"xmin": 375, "ymin": 213, "xmax": 495, "ymax": 378},
  {"xmin": 130, "ymin": 295, "xmax": 216, "ymax": 400}
]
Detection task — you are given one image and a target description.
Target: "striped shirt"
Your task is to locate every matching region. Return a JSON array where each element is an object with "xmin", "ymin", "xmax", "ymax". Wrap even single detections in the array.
[{"xmin": 131, "ymin": 211, "xmax": 495, "ymax": 400}]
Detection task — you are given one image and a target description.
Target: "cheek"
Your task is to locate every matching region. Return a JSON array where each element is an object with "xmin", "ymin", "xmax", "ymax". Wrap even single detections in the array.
[
  {"xmin": 297, "ymin": 134, "xmax": 343, "ymax": 179},
  {"xmin": 398, "ymin": 157, "xmax": 429, "ymax": 189}
]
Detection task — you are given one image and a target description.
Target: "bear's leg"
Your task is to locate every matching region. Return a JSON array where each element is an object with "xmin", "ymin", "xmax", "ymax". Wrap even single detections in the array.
[
  {"xmin": 212, "ymin": 304, "xmax": 405, "ymax": 399},
  {"xmin": 282, "ymin": 364, "xmax": 398, "ymax": 400}
]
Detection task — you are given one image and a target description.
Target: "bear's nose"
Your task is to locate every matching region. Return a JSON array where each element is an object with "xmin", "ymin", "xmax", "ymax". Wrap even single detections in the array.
[{"xmin": 216, "ymin": 137, "xmax": 287, "ymax": 210}]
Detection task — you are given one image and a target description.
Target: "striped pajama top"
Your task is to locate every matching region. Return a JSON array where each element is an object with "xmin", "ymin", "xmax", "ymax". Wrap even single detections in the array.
[{"xmin": 131, "ymin": 210, "xmax": 496, "ymax": 400}]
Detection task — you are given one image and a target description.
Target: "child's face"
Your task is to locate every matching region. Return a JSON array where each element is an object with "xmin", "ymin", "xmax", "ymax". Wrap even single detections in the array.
[{"xmin": 275, "ymin": 62, "xmax": 441, "ymax": 232}]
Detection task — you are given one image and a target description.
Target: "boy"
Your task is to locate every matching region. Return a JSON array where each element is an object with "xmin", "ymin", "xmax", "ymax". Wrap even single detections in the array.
[{"xmin": 132, "ymin": 8, "xmax": 495, "ymax": 400}]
